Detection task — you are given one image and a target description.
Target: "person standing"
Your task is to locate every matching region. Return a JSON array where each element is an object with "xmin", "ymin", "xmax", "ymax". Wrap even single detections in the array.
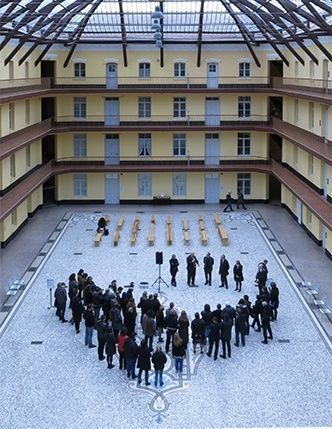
[
  {"xmin": 95, "ymin": 315, "xmax": 108, "ymax": 360},
  {"xmin": 141, "ymin": 309, "xmax": 156, "ymax": 352},
  {"xmin": 156, "ymin": 305, "xmax": 165, "ymax": 342},
  {"xmin": 224, "ymin": 192, "xmax": 233, "ymax": 212},
  {"xmin": 71, "ymin": 292, "xmax": 85, "ymax": 334},
  {"xmin": 55, "ymin": 282, "xmax": 68, "ymax": 323},
  {"xmin": 172, "ymin": 332, "xmax": 186, "ymax": 373},
  {"xmin": 165, "ymin": 306, "xmax": 178, "ymax": 353},
  {"xmin": 124, "ymin": 333, "xmax": 139, "ymax": 380},
  {"xmin": 220, "ymin": 314, "xmax": 233, "ymax": 359},
  {"xmin": 186, "ymin": 253, "xmax": 199, "ymax": 287},
  {"xmin": 118, "ymin": 327, "xmax": 129, "ymax": 370},
  {"xmin": 191, "ymin": 312, "xmax": 205, "ymax": 354},
  {"xmin": 233, "ymin": 260, "xmax": 244, "ymax": 292},
  {"xmin": 219, "ymin": 255, "xmax": 230, "ymax": 289},
  {"xmin": 269, "ymin": 282, "xmax": 280, "ymax": 321},
  {"xmin": 203, "ymin": 252, "xmax": 214, "ymax": 286},
  {"xmin": 152, "ymin": 346, "xmax": 167, "ymax": 387},
  {"xmin": 169, "ymin": 254, "xmax": 179, "ymax": 286},
  {"xmin": 255, "ymin": 265, "xmax": 267, "ymax": 294},
  {"xmin": 234, "ymin": 305, "xmax": 246, "ymax": 347},
  {"xmin": 105, "ymin": 327, "xmax": 116, "ymax": 369},
  {"xmin": 207, "ymin": 317, "xmax": 220, "ymax": 360},
  {"xmin": 137, "ymin": 340, "xmax": 151, "ymax": 386},
  {"xmin": 237, "ymin": 190, "xmax": 247, "ymax": 210},
  {"xmin": 261, "ymin": 301, "xmax": 273, "ymax": 344},
  {"xmin": 83, "ymin": 303, "xmax": 96, "ymax": 348},
  {"xmin": 178, "ymin": 310, "xmax": 189, "ymax": 349}
]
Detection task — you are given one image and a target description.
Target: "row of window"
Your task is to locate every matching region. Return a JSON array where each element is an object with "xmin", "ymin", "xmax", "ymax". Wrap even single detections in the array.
[
  {"xmin": 73, "ymin": 173, "xmax": 251, "ymax": 197},
  {"xmin": 72, "ymin": 132, "xmax": 252, "ymax": 157},
  {"xmin": 73, "ymin": 96, "xmax": 252, "ymax": 118},
  {"xmin": 74, "ymin": 62, "xmax": 252, "ymax": 78}
]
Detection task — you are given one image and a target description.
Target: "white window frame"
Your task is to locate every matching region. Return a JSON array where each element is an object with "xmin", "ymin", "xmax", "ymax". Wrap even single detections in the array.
[
  {"xmin": 174, "ymin": 62, "xmax": 186, "ymax": 78},
  {"xmin": 237, "ymin": 173, "xmax": 251, "ymax": 196},
  {"xmin": 238, "ymin": 96, "xmax": 251, "ymax": 118},
  {"xmin": 74, "ymin": 62, "xmax": 86, "ymax": 78},
  {"xmin": 74, "ymin": 97, "xmax": 86, "ymax": 118},
  {"xmin": 173, "ymin": 134, "xmax": 186, "ymax": 156},
  {"xmin": 26, "ymin": 145, "xmax": 31, "ymax": 167},
  {"xmin": 308, "ymin": 155, "xmax": 314, "ymax": 176},
  {"xmin": 25, "ymin": 99, "xmax": 30, "ymax": 125},
  {"xmin": 173, "ymin": 97, "xmax": 186, "ymax": 118},
  {"xmin": 10, "ymin": 154, "xmax": 16, "ymax": 177},
  {"xmin": 237, "ymin": 133, "xmax": 251, "ymax": 155},
  {"xmin": 73, "ymin": 134, "xmax": 87, "ymax": 157},
  {"xmin": 138, "ymin": 133, "xmax": 151, "ymax": 156},
  {"xmin": 138, "ymin": 97, "xmax": 151, "ymax": 118},
  {"xmin": 138, "ymin": 173, "xmax": 152, "ymax": 196},
  {"xmin": 308, "ymin": 102, "xmax": 314, "ymax": 129},
  {"xmin": 9, "ymin": 103, "xmax": 15, "ymax": 130},
  {"xmin": 239, "ymin": 62, "xmax": 250, "ymax": 78},
  {"xmin": 139, "ymin": 62, "xmax": 150, "ymax": 78},
  {"xmin": 73, "ymin": 174, "xmax": 87, "ymax": 197},
  {"xmin": 294, "ymin": 99, "xmax": 299, "ymax": 124},
  {"xmin": 172, "ymin": 173, "xmax": 187, "ymax": 196}
]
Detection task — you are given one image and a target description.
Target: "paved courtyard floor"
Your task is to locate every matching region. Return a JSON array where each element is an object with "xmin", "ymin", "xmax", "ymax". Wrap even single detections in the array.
[{"xmin": 0, "ymin": 208, "xmax": 331, "ymax": 429}]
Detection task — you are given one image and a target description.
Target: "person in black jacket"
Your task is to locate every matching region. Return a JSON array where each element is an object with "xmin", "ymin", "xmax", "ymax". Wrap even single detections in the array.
[
  {"xmin": 83, "ymin": 303, "xmax": 96, "ymax": 348},
  {"xmin": 261, "ymin": 301, "xmax": 273, "ymax": 344},
  {"xmin": 105, "ymin": 327, "xmax": 116, "ymax": 368},
  {"xmin": 124, "ymin": 334, "xmax": 139, "ymax": 379},
  {"xmin": 178, "ymin": 310, "xmax": 189, "ymax": 349},
  {"xmin": 219, "ymin": 255, "xmax": 230, "ymax": 289},
  {"xmin": 169, "ymin": 254, "xmax": 179, "ymax": 286},
  {"xmin": 203, "ymin": 252, "xmax": 214, "ymax": 286},
  {"xmin": 137, "ymin": 340, "xmax": 151, "ymax": 386},
  {"xmin": 234, "ymin": 305, "xmax": 246, "ymax": 347},
  {"xmin": 233, "ymin": 260, "xmax": 244, "ymax": 292},
  {"xmin": 269, "ymin": 282, "xmax": 279, "ymax": 321},
  {"xmin": 255, "ymin": 265, "xmax": 267, "ymax": 293},
  {"xmin": 95, "ymin": 315, "xmax": 108, "ymax": 361},
  {"xmin": 186, "ymin": 253, "xmax": 199, "ymax": 287},
  {"xmin": 156, "ymin": 305, "xmax": 165, "ymax": 342},
  {"xmin": 251, "ymin": 295, "xmax": 262, "ymax": 332},
  {"xmin": 152, "ymin": 346, "xmax": 167, "ymax": 387},
  {"xmin": 212, "ymin": 303, "xmax": 223, "ymax": 323},
  {"xmin": 207, "ymin": 317, "xmax": 220, "ymax": 360},
  {"xmin": 172, "ymin": 332, "xmax": 186, "ymax": 373},
  {"xmin": 71, "ymin": 292, "xmax": 85, "ymax": 334},
  {"xmin": 201, "ymin": 303, "xmax": 213, "ymax": 341},
  {"xmin": 165, "ymin": 308, "xmax": 178, "ymax": 353},
  {"xmin": 224, "ymin": 191, "xmax": 233, "ymax": 212},
  {"xmin": 191, "ymin": 312, "xmax": 205, "ymax": 354},
  {"xmin": 55, "ymin": 282, "xmax": 68, "ymax": 323},
  {"xmin": 220, "ymin": 315, "xmax": 233, "ymax": 359}
]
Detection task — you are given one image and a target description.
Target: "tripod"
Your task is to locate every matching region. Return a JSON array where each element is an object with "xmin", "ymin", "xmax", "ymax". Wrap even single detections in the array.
[{"xmin": 151, "ymin": 263, "xmax": 170, "ymax": 294}]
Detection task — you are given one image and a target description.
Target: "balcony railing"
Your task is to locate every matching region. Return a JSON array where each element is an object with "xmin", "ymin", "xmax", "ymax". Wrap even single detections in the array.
[
  {"xmin": 52, "ymin": 76, "xmax": 270, "ymax": 89},
  {"xmin": 273, "ymin": 77, "xmax": 332, "ymax": 95},
  {"xmin": 0, "ymin": 77, "xmax": 51, "ymax": 93}
]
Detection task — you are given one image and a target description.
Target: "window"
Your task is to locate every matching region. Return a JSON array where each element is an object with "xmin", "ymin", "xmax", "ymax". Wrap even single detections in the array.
[
  {"xmin": 309, "ymin": 60, "xmax": 315, "ymax": 78},
  {"xmin": 237, "ymin": 173, "xmax": 251, "ymax": 196},
  {"xmin": 138, "ymin": 97, "xmax": 151, "ymax": 118},
  {"xmin": 173, "ymin": 97, "xmax": 186, "ymax": 118},
  {"xmin": 173, "ymin": 173, "xmax": 186, "ymax": 196},
  {"xmin": 237, "ymin": 133, "xmax": 251, "ymax": 155},
  {"xmin": 294, "ymin": 99, "xmax": 299, "ymax": 123},
  {"xmin": 25, "ymin": 100, "xmax": 30, "ymax": 124},
  {"xmin": 11, "ymin": 209, "xmax": 17, "ymax": 226},
  {"xmin": 73, "ymin": 134, "xmax": 87, "ymax": 157},
  {"xmin": 238, "ymin": 96, "xmax": 251, "ymax": 118},
  {"xmin": 74, "ymin": 62, "xmax": 86, "ymax": 78},
  {"xmin": 24, "ymin": 62, "xmax": 29, "ymax": 79},
  {"xmin": 138, "ymin": 133, "xmax": 151, "ymax": 156},
  {"xmin": 294, "ymin": 61, "xmax": 299, "ymax": 77},
  {"xmin": 208, "ymin": 63, "xmax": 217, "ymax": 73},
  {"xmin": 10, "ymin": 154, "xmax": 16, "ymax": 177},
  {"xmin": 139, "ymin": 63, "xmax": 150, "ymax": 78},
  {"xmin": 138, "ymin": 173, "xmax": 152, "ymax": 196},
  {"xmin": 293, "ymin": 145, "xmax": 298, "ymax": 166},
  {"xmin": 74, "ymin": 97, "xmax": 86, "ymax": 118},
  {"xmin": 26, "ymin": 145, "xmax": 31, "ymax": 167},
  {"xmin": 174, "ymin": 62, "xmax": 186, "ymax": 77},
  {"xmin": 9, "ymin": 61, "xmax": 14, "ymax": 80},
  {"xmin": 239, "ymin": 62, "xmax": 250, "ymax": 77},
  {"xmin": 308, "ymin": 155, "xmax": 314, "ymax": 176},
  {"xmin": 306, "ymin": 210, "xmax": 312, "ymax": 225},
  {"xmin": 308, "ymin": 102, "xmax": 314, "ymax": 129},
  {"xmin": 73, "ymin": 174, "xmax": 87, "ymax": 197},
  {"xmin": 173, "ymin": 134, "xmax": 186, "ymax": 156},
  {"xmin": 9, "ymin": 103, "xmax": 15, "ymax": 130}
]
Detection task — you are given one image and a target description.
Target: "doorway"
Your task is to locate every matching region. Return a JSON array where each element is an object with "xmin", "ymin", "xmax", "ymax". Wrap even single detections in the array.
[
  {"xmin": 205, "ymin": 98, "xmax": 220, "ymax": 126},
  {"xmin": 106, "ymin": 63, "xmax": 118, "ymax": 89},
  {"xmin": 104, "ymin": 98, "xmax": 119, "ymax": 126},
  {"xmin": 104, "ymin": 134, "xmax": 120, "ymax": 165},
  {"xmin": 105, "ymin": 174, "xmax": 120, "ymax": 204},
  {"xmin": 269, "ymin": 60, "xmax": 283, "ymax": 86},
  {"xmin": 207, "ymin": 63, "xmax": 219, "ymax": 88},
  {"xmin": 205, "ymin": 173, "xmax": 220, "ymax": 203},
  {"xmin": 204, "ymin": 133, "xmax": 220, "ymax": 164}
]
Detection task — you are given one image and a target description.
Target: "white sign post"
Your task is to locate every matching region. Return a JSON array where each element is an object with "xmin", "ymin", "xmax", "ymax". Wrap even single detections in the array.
[{"xmin": 47, "ymin": 279, "xmax": 54, "ymax": 310}]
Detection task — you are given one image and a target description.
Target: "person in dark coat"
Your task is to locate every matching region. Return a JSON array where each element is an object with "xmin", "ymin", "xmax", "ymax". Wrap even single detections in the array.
[
  {"xmin": 124, "ymin": 334, "xmax": 139, "ymax": 379},
  {"xmin": 219, "ymin": 255, "xmax": 230, "ymax": 289},
  {"xmin": 68, "ymin": 273, "xmax": 78, "ymax": 310},
  {"xmin": 201, "ymin": 303, "xmax": 213, "ymax": 341},
  {"xmin": 152, "ymin": 346, "xmax": 167, "ymax": 387},
  {"xmin": 92, "ymin": 289, "xmax": 104, "ymax": 320},
  {"xmin": 191, "ymin": 312, "xmax": 205, "ymax": 354},
  {"xmin": 165, "ymin": 307, "xmax": 178, "ymax": 353},
  {"xmin": 242, "ymin": 295, "xmax": 251, "ymax": 335},
  {"xmin": 117, "ymin": 327, "xmax": 129, "ymax": 370},
  {"xmin": 237, "ymin": 190, "xmax": 246, "ymax": 210},
  {"xmin": 156, "ymin": 305, "xmax": 165, "ymax": 342},
  {"xmin": 55, "ymin": 282, "xmax": 68, "ymax": 322},
  {"xmin": 105, "ymin": 327, "xmax": 116, "ymax": 368},
  {"xmin": 95, "ymin": 315, "xmax": 108, "ymax": 361},
  {"xmin": 137, "ymin": 340, "xmax": 151, "ymax": 386},
  {"xmin": 224, "ymin": 191, "xmax": 233, "ymax": 212},
  {"xmin": 233, "ymin": 260, "xmax": 244, "ymax": 292},
  {"xmin": 71, "ymin": 293, "xmax": 85, "ymax": 334},
  {"xmin": 269, "ymin": 282, "xmax": 279, "ymax": 321},
  {"xmin": 141, "ymin": 309, "xmax": 156, "ymax": 352},
  {"xmin": 186, "ymin": 253, "xmax": 199, "ymax": 287},
  {"xmin": 207, "ymin": 317, "xmax": 220, "ymax": 360},
  {"xmin": 151, "ymin": 294, "xmax": 161, "ymax": 317},
  {"xmin": 220, "ymin": 315, "xmax": 233, "ymax": 359},
  {"xmin": 260, "ymin": 301, "xmax": 273, "ymax": 344},
  {"xmin": 203, "ymin": 252, "xmax": 214, "ymax": 286},
  {"xmin": 255, "ymin": 265, "xmax": 267, "ymax": 293},
  {"xmin": 124, "ymin": 304, "xmax": 137, "ymax": 336},
  {"xmin": 172, "ymin": 332, "xmax": 186, "ymax": 373},
  {"xmin": 169, "ymin": 254, "xmax": 179, "ymax": 286},
  {"xmin": 178, "ymin": 310, "xmax": 189, "ymax": 349},
  {"xmin": 212, "ymin": 303, "xmax": 223, "ymax": 323},
  {"xmin": 109, "ymin": 304, "xmax": 123, "ymax": 342},
  {"xmin": 251, "ymin": 295, "xmax": 262, "ymax": 332},
  {"xmin": 234, "ymin": 305, "xmax": 246, "ymax": 347},
  {"xmin": 97, "ymin": 216, "xmax": 109, "ymax": 235},
  {"xmin": 221, "ymin": 302, "xmax": 236, "ymax": 322},
  {"xmin": 83, "ymin": 303, "xmax": 96, "ymax": 348},
  {"xmin": 137, "ymin": 291, "xmax": 150, "ymax": 323}
]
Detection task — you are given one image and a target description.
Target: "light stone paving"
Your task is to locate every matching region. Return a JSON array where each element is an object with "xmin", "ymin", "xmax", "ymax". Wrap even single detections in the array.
[{"xmin": 0, "ymin": 209, "xmax": 331, "ymax": 429}]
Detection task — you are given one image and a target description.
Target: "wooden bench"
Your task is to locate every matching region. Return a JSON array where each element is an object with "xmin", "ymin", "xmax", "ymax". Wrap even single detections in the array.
[
  {"xmin": 200, "ymin": 229, "xmax": 208, "ymax": 245},
  {"xmin": 198, "ymin": 220, "xmax": 205, "ymax": 230},
  {"xmin": 218, "ymin": 224, "xmax": 229, "ymax": 245},
  {"xmin": 166, "ymin": 215, "xmax": 172, "ymax": 225},
  {"xmin": 213, "ymin": 213, "xmax": 221, "ymax": 225},
  {"xmin": 198, "ymin": 214, "xmax": 204, "ymax": 222},
  {"xmin": 130, "ymin": 216, "xmax": 140, "ymax": 246},
  {"xmin": 148, "ymin": 224, "xmax": 155, "ymax": 246},
  {"xmin": 183, "ymin": 229, "xmax": 190, "ymax": 245},
  {"xmin": 182, "ymin": 218, "xmax": 189, "ymax": 231},
  {"xmin": 130, "ymin": 232, "xmax": 137, "ymax": 246},
  {"xmin": 166, "ymin": 224, "xmax": 173, "ymax": 245},
  {"xmin": 94, "ymin": 232, "xmax": 103, "ymax": 246},
  {"xmin": 113, "ymin": 230, "xmax": 120, "ymax": 246},
  {"xmin": 117, "ymin": 217, "xmax": 124, "ymax": 230}
]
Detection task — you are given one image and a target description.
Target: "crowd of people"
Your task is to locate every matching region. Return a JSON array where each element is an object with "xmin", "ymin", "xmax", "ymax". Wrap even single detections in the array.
[{"xmin": 53, "ymin": 259, "xmax": 280, "ymax": 387}]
